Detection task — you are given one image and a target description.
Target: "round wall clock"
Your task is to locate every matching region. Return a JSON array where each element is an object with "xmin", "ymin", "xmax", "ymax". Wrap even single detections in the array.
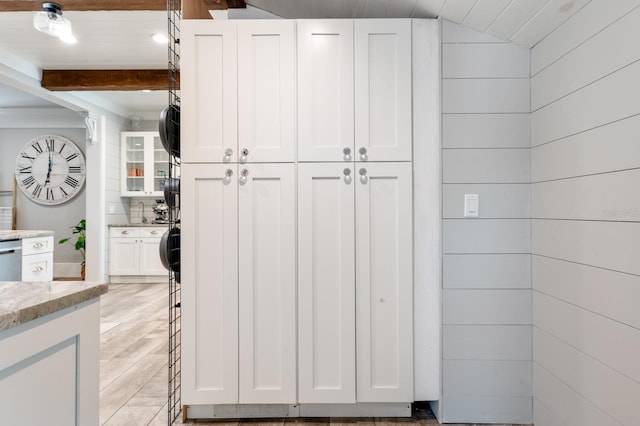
[{"xmin": 14, "ymin": 135, "xmax": 86, "ymax": 205}]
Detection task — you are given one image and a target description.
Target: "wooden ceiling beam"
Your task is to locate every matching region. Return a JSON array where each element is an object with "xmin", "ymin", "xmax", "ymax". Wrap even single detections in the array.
[
  {"xmin": 41, "ymin": 69, "xmax": 180, "ymax": 91},
  {"xmin": 0, "ymin": 0, "xmax": 246, "ymax": 12}
]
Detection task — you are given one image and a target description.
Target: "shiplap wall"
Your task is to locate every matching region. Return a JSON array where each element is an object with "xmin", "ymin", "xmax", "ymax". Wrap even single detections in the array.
[
  {"xmin": 440, "ymin": 20, "xmax": 531, "ymax": 424},
  {"xmin": 530, "ymin": 2, "xmax": 640, "ymax": 425}
]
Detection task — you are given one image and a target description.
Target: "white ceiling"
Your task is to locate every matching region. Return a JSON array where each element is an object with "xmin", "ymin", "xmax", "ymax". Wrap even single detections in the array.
[{"xmin": 0, "ymin": 0, "xmax": 595, "ymax": 119}]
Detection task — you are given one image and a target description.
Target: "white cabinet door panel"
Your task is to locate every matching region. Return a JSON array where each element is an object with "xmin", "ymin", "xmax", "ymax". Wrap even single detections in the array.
[
  {"xmin": 298, "ymin": 163, "xmax": 356, "ymax": 403},
  {"xmin": 238, "ymin": 163, "xmax": 296, "ymax": 403},
  {"xmin": 355, "ymin": 162, "xmax": 413, "ymax": 402},
  {"xmin": 238, "ymin": 21, "xmax": 296, "ymax": 163},
  {"xmin": 139, "ymin": 238, "xmax": 166, "ymax": 276},
  {"xmin": 109, "ymin": 239, "xmax": 138, "ymax": 276},
  {"xmin": 182, "ymin": 21, "xmax": 238, "ymax": 163},
  {"xmin": 355, "ymin": 20, "xmax": 412, "ymax": 162},
  {"xmin": 182, "ymin": 164, "xmax": 239, "ymax": 404},
  {"xmin": 298, "ymin": 20, "xmax": 354, "ymax": 162}
]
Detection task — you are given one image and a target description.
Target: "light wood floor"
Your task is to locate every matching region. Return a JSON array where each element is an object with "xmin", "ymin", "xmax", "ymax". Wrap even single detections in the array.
[{"xmin": 99, "ymin": 283, "xmax": 526, "ymax": 426}]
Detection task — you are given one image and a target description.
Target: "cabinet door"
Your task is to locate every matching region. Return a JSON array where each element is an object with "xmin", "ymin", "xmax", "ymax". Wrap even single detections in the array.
[
  {"xmin": 149, "ymin": 134, "xmax": 169, "ymax": 196},
  {"xmin": 297, "ymin": 163, "xmax": 356, "ymax": 403},
  {"xmin": 355, "ymin": 162, "xmax": 413, "ymax": 402},
  {"xmin": 238, "ymin": 163, "xmax": 296, "ymax": 403},
  {"xmin": 121, "ymin": 133, "xmax": 147, "ymax": 196},
  {"xmin": 109, "ymin": 238, "xmax": 138, "ymax": 275},
  {"xmin": 181, "ymin": 164, "xmax": 239, "ymax": 404},
  {"xmin": 355, "ymin": 20, "xmax": 412, "ymax": 162},
  {"xmin": 238, "ymin": 21, "xmax": 295, "ymax": 163},
  {"xmin": 298, "ymin": 20, "xmax": 354, "ymax": 162},
  {"xmin": 182, "ymin": 21, "xmax": 238, "ymax": 163},
  {"xmin": 139, "ymin": 237, "xmax": 166, "ymax": 276}
]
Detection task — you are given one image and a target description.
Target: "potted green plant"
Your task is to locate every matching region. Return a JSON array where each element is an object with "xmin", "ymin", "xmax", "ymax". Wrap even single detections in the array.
[{"xmin": 59, "ymin": 219, "xmax": 86, "ymax": 279}]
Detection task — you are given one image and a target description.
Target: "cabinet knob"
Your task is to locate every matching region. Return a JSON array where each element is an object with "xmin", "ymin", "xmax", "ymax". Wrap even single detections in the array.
[
  {"xmin": 121, "ymin": 230, "xmax": 129, "ymax": 235},
  {"xmin": 223, "ymin": 168, "xmax": 233, "ymax": 185},
  {"xmin": 33, "ymin": 242, "xmax": 44, "ymax": 248},
  {"xmin": 33, "ymin": 266, "xmax": 44, "ymax": 272},
  {"xmin": 359, "ymin": 168, "xmax": 368, "ymax": 184},
  {"xmin": 343, "ymin": 168, "xmax": 352, "ymax": 185},
  {"xmin": 151, "ymin": 230, "xmax": 158, "ymax": 235},
  {"xmin": 343, "ymin": 147, "xmax": 352, "ymax": 161},
  {"xmin": 359, "ymin": 147, "xmax": 368, "ymax": 161},
  {"xmin": 239, "ymin": 148, "xmax": 249, "ymax": 163},
  {"xmin": 239, "ymin": 168, "xmax": 249, "ymax": 185},
  {"xmin": 224, "ymin": 148, "xmax": 233, "ymax": 163}
]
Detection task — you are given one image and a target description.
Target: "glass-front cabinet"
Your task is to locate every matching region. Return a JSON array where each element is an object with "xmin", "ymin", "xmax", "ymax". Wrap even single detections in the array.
[{"xmin": 121, "ymin": 132, "xmax": 169, "ymax": 197}]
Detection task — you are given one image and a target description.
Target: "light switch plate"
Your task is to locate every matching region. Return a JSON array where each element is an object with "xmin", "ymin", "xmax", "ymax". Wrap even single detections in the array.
[{"xmin": 464, "ymin": 194, "xmax": 479, "ymax": 217}]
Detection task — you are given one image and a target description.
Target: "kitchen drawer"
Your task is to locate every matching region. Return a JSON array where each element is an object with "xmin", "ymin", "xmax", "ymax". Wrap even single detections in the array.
[
  {"xmin": 22, "ymin": 236, "xmax": 54, "ymax": 256},
  {"xmin": 22, "ymin": 252, "xmax": 53, "ymax": 282},
  {"xmin": 140, "ymin": 227, "xmax": 164, "ymax": 238},
  {"xmin": 110, "ymin": 227, "xmax": 140, "ymax": 238}
]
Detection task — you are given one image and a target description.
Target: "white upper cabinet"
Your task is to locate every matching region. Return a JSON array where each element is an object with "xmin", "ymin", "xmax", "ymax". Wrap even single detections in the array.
[
  {"xmin": 238, "ymin": 163, "xmax": 297, "ymax": 403},
  {"xmin": 297, "ymin": 163, "xmax": 356, "ymax": 403},
  {"xmin": 181, "ymin": 164, "xmax": 239, "ymax": 404},
  {"xmin": 355, "ymin": 20, "xmax": 412, "ymax": 162},
  {"xmin": 298, "ymin": 20, "xmax": 354, "ymax": 162},
  {"xmin": 181, "ymin": 21, "xmax": 238, "ymax": 163},
  {"xmin": 355, "ymin": 162, "xmax": 413, "ymax": 402},
  {"xmin": 182, "ymin": 21, "xmax": 295, "ymax": 164},
  {"xmin": 238, "ymin": 21, "xmax": 296, "ymax": 163},
  {"xmin": 121, "ymin": 132, "xmax": 168, "ymax": 197}
]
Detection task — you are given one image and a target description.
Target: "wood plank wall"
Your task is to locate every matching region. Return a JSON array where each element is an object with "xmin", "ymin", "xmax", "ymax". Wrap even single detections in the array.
[
  {"xmin": 530, "ymin": 2, "xmax": 640, "ymax": 425},
  {"xmin": 440, "ymin": 20, "xmax": 532, "ymax": 424}
]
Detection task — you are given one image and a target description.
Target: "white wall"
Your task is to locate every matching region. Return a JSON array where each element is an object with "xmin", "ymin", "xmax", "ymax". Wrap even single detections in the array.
[
  {"xmin": 0, "ymin": 126, "xmax": 86, "ymax": 265},
  {"xmin": 439, "ymin": 20, "xmax": 532, "ymax": 424},
  {"xmin": 530, "ymin": 2, "xmax": 640, "ymax": 425}
]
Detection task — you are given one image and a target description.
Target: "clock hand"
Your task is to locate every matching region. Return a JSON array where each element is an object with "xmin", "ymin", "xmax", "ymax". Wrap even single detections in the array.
[{"xmin": 45, "ymin": 151, "xmax": 52, "ymax": 185}]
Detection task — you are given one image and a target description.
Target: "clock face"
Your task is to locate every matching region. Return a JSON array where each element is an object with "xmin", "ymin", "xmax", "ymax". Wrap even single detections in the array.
[{"xmin": 15, "ymin": 135, "xmax": 86, "ymax": 205}]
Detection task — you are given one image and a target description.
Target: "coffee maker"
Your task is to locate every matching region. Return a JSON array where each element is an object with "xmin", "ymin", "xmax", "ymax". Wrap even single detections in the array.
[{"xmin": 152, "ymin": 199, "xmax": 169, "ymax": 224}]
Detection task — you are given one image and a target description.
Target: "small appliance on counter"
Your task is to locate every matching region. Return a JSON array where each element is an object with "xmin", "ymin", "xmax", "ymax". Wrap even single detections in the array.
[{"xmin": 152, "ymin": 199, "xmax": 169, "ymax": 224}]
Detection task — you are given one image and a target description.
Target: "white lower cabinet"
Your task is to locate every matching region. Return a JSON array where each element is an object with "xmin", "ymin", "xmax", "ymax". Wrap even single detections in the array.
[
  {"xmin": 109, "ymin": 227, "xmax": 165, "ymax": 281},
  {"xmin": 298, "ymin": 162, "xmax": 413, "ymax": 404},
  {"xmin": 182, "ymin": 163, "xmax": 296, "ymax": 405},
  {"xmin": 21, "ymin": 236, "xmax": 54, "ymax": 282}
]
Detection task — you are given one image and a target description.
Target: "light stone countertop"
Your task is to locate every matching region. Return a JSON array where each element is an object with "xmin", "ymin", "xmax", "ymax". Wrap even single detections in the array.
[
  {"xmin": 108, "ymin": 223, "xmax": 167, "ymax": 228},
  {"xmin": 0, "ymin": 281, "xmax": 108, "ymax": 332},
  {"xmin": 0, "ymin": 230, "xmax": 54, "ymax": 241}
]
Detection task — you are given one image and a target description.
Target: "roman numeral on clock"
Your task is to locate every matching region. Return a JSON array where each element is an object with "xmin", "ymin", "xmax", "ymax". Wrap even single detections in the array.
[
  {"xmin": 21, "ymin": 153, "xmax": 35, "ymax": 161},
  {"xmin": 58, "ymin": 143, "xmax": 66, "ymax": 154},
  {"xmin": 22, "ymin": 176, "xmax": 35, "ymax": 188},
  {"xmin": 69, "ymin": 166, "xmax": 82, "ymax": 173},
  {"xmin": 19, "ymin": 166, "xmax": 32, "ymax": 174},
  {"xmin": 65, "ymin": 176, "xmax": 79, "ymax": 188},
  {"xmin": 46, "ymin": 188, "xmax": 55, "ymax": 201},
  {"xmin": 65, "ymin": 153, "xmax": 78, "ymax": 162},
  {"xmin": 46, "ymin": 139, "xmax": 55, "ymax": 152},
  {"xmin": 32, "ymin": 184, "xmax": 43, "ymax": 198},
  {"xmin": 32, "ymin": 142, "xmax": 43, "ymax": 154}
]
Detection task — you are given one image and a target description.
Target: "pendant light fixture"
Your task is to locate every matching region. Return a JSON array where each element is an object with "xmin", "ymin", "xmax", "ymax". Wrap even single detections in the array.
[{"xmin": 33, "ymin": 2, "xmax": 77, "ymax": 44}]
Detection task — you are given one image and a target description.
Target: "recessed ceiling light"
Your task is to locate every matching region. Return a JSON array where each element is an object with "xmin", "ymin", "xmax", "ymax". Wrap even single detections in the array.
[{"xmin": 152, "ymin": 33, "xmax": 168, "ymax": 44}]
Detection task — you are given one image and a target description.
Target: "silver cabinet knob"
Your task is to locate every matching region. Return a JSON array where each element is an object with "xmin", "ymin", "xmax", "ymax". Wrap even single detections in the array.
[
  {"xmin": 239, "ymin": 148, "xmax": 249, "ymax": 163},
  {"xmin": 33, "ymin": 242, "xmax": 44, "ymax": 248},
  {"xmin": 151, "ymin": 230, "xmax": 158, "ymax": 235},
  {"xmin": 223, "ymin": 148, "xmax": 233, "ymax": 163},
  {"xmin": 343, "ymin": 147, "xmax": 352, "ymax": 161},
  {"xmin": 33, "ymin": 266, "xmax": 44, "ymax": 272},
  {"xmin": 223, "ymin": 168, "xmax": 233, "ymax": 185},
  {"xmin": 343, "ymin": 168, "xmax": 352, "ymax": 184},
  {"xmin": 239, "ymin": 168, "xmax": 249, "ymax": 185},
  {"xmin": 359, "ymin": 147, "xmax": 368, "ymax": 161},
  {"xmin": 359, "ymin": 168, "xmax": 368, "ymax": 184}
]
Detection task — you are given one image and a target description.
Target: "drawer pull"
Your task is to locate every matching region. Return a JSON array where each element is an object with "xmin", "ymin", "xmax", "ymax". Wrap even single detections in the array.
[
  {"xmin": 33, "ymin": 242, "xmax": 44, "ymax": 248},
  {"xmin": 33, "ymin": 266, "xmax": 44, "ymax": 272},
  {"xmin": 151, "ymin": 230, "xmax": 158, "ymax": 235},
  {"xmin": 121, "ymin": 231, "xmax": 129, "ymax": 235}
]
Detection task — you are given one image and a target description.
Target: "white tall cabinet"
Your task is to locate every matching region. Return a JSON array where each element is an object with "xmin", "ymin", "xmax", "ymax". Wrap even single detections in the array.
[{"xmin": 182, "ymin": 18, "xmax": 416, "ymax": 417}]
